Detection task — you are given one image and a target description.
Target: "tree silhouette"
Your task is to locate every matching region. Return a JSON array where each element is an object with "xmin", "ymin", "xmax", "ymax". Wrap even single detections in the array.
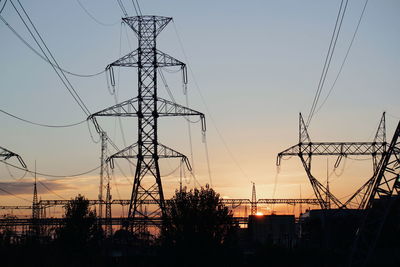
[
  {"xmin": 161, "ymin": 185, "xmax": 238, "ymax": 266},
  {"xmin": 56, "ymin": 195, "xmax": 103, "ymax": 252}
]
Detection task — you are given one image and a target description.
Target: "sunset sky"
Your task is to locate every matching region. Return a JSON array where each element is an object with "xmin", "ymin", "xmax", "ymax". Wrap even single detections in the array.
[{"xmin": 1, "ymin": 0, "xmax": 399, "ymax": 216}]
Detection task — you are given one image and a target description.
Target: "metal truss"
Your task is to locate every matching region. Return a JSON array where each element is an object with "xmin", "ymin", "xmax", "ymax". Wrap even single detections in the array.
[
  {"xmin": 107, "ymin": 143, "xmax": 192, "ymax": 171},
  {"xmin": 0, "ymin": 198, "xmax": 320, "ymax": 210},
  {"xmin": 98, "ymin": 131, "xmax": 113, "ymax": 236},
  {"xmin": 88, "ymin": 15, "xmax": 205, "ymax": 231},
  {"xmin": 277, "ymin": 113, "xmax": 387, "ymax": 210},
  {"xmin": 257, "ymin": 198, "xmax": 320, "ymax": 205},
  {"xmin": 349, "ymin": 118, "xmax": 400, "ymax": 266},
  {"xmin": 89, "ymin": 98, "xmax": 205, "ymax": 127},
  {"xmin": 251, "ymin": 183, "xmax": 257, "ymax": 215},
  {"xmin": 0, "ymin": 146, "xmax": 26, "ymax": 168},
  {"xmin": 0, "ymin": 216, "xmax": 248, "ymax": 228}
]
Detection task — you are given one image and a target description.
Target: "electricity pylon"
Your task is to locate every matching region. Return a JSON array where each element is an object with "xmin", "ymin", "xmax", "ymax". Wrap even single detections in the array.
[
  {"xmin": 277, "ymin": 113, "xmax": 387, "ymax": 209},
  {"xmin": 349, "ymin": 118, "xmax": 400, "ymax": 266},
  {"xmin": 251, "ymin": 182, "xmax": 257, "ymax": 215},
  {"xmin": 98, "ymin": 131, "xmax": 112, "ymax": 236},
  {"xmin": 89, "ymin": 16, "xmax": 205, "ymax": 231},
  {"xmin": 98, "ymin": 132, "xmax": 107, "ymax": 218},
  {"xmin": 31, "ymin": 165, "xmax": 40, "ymax": 236}
]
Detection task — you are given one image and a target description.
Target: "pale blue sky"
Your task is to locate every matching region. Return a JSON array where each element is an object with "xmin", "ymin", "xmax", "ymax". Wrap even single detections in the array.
[{"xmin": 0, "ymin": 0, "xmax": 399, "ymax": 205}]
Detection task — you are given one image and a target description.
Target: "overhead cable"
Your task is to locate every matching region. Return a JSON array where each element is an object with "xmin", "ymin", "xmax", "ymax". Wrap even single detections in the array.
[
  {"xmin": 131, "ymin": 0, "xmax": 139, "ymax": 16},
  {"xmin": 116, "ymin": 0, "xmax": 128, "ymax": 17},
  {"xmin": 172, "ymin": 20, "xmax": 248, "ymax": 181},
  {"xmin": 314, "ymin": 0, "xmax": 369, "ymax": 115},
  {"xmin": 11, "ymin": 0, "xmax": 91, "ymax": 115},
  {"xmin": 76, "ymin": 0, "xmax": 119, "ymax": 26},
  {"xmin": 306, "ymin": 0, "xmax": 349, "ymax": 126},
  {"xmin": 0, "ymin": 186, "xmax": 31, "ymax": 202},
  {"xmin": 0, "ymin": 16, "xmax": 105, "ymax": 77},
  {"xmin": 1, "ymin": 160, "xmax": 100, "ymax": 178},
  {"xmin": 38, "ymin": 180, "xmax": 66, "ymax": 199},
  {"xmin": 0, "ymin": 108, "xmax": 86, "ymax": 128},
  {"xmin": 0, "ymin": 0, "xmax": 7, "ymax": 14}
]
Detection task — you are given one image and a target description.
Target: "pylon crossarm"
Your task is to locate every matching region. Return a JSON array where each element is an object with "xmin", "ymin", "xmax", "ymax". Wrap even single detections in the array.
[
  {"xmin": 157, "ymin": 144, "xmax": 192, "ymax": 171},
  {"xmin": 88, "ymin": 97, "xmax": 206, "ymax": 130},
  {"xmin": 157, "ymin": 98, "xmax": 206, "ymax": 130},
  {"xmin": 155, "ymin": 50, "xmax": 185, "ymax": 67},
  {"xmin": 106, "ymin": 49, "xmax": 185, "ymax": 70},
  {"xmin": 107, "ymin": 143, "xmax": 138, "ymax": 168},
  {"xmin": 277, "ymin": 142, "xmax": 386, "ymax": 166},
  {"xmin": 279, "ymin": 142, "xmax": 386, "ymax": 157},
  {"xmin": 122, "ymin": 16, "xmax": 172, "ymax": 36},
  {"xmin": 88, "ymin": 98, "xmax": 139, "ymax": 119},
  {"xmin": 0, "ymin": 146, "xmax": 26, "ymax": 168}
]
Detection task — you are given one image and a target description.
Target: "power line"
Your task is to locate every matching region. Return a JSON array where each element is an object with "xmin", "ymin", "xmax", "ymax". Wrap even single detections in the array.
[
  {"xmin": 0, "ymin": 186, "xmax": 31, "ymax": 203},
  {"xmin": 1, "ymin": 15, "xmax": 104, "ymax": 77},
  {"xmin": 116, "ymin": 0, "xmax": 128, "ymax": 17},
  {"xmin": 0, "ymin": 0, "xmax": 7, "ymax": 14},
  {"xmin": 306, "ymin": 0, "xmax": 349, "ymax": 127},
  {"xmin": 314, "ymin": 0, "xmax": 369, "ymax": 115},
  {"xmin": 11, "ymin": 0, "xmax": 91, "ymax": 116},
  {"xmin": 76, "ymin": 0, "xmax": 119, "ymax": 27},
  {"xmin": 0, "ymin": 15, "xmax": 105, "ymax": 77},
  {"xmin": 1, "ymin": 160, "xmax": 100, "ymax": 178},
  {"xmin": 4, "ymin": 1, "xmax": 128, "ymax": 177},
  {"xmin": 131, "ymin": 0, "xmax": 139, "ymax": 16},
  {"xmin": 135, "ymin": 0, "xmax": 142, "ymax": 15},
  {"xmin": 38, "ymin": 180, "xmax": 65, "ymax": 200},
  {"xmin": 172, "ymin": 20, "xmax": 248, "ymax": 181},
  {"xmin": 0, "ymin": 108, "xmax": 86, "ymax": 128}
]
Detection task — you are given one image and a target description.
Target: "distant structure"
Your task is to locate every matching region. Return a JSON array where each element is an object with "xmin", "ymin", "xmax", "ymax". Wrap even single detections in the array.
[
  {"xmin": 89, "ymin": 16, "xmax": 205, "ymax": 231},
  {"xmin": 251, "ymin": 182, "xmax": 257, "ymax": 215}
]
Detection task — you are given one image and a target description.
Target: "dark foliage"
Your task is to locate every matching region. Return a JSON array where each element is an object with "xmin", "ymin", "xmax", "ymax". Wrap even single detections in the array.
[
  {"xmin": 54, "ymin": 194, "xmax": 104, "ymax": 266},
  {"xmin": 161, "ymin": 185, "xmax": 239, "ymax": 266}
]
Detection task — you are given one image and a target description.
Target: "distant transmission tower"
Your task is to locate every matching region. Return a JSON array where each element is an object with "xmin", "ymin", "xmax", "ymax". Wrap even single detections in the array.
[
  {"xmin": 31, "ymin": 164, "xmax": 40, "ymax": 236},
  {"xmin": 89, "ymin": 16, "xmax": 205, "ymax": 230},
  {"xmin": 251, "ymin": 182, "xmax": 257, "ymax": 215},
  {"xmin": 98, "ymin": 131, "xmax": 107, "ymax": 218},
  {"xmin": 98, "ymin": 131, "xmax": 112, "ymax": 236}
]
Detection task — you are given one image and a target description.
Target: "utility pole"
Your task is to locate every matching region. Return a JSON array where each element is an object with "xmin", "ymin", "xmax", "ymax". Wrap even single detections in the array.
[
  {"xmin": 89, "ymin": 16, "xmax": 205, "ymax": 231},
  {"xmin": 251, "ymin": 182, "xmax": 257, "ymax": 215}
]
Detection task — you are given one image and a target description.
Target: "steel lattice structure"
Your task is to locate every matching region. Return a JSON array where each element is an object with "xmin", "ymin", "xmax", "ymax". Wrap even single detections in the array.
[
  {"xmin": 277, "ymin": 113, "xmax": 387, "ymax": 209},
  {"xmin": 88, "ymin": 16, "xmax": 205, "ymax": 230},
  {"xmin": 0, "ymin": 198, "xmax": 320, "ymax": 211},
  {"xmin": 0, "ymin": 146, "xmax": 26, "ymax": 168},
  {"xmin": 251, "ymin": 183, "xmax": 257, "ymax": 215},
  {"xmin": 349, "ymin": 118, "xmax": 400, "ymax": 266}
]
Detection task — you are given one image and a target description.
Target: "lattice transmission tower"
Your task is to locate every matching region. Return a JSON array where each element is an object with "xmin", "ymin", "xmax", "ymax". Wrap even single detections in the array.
[
  {"xmin": 251, "ymin": 182, "xmax": 257, "ymax": 215},
  {"xmin": 277, "ymin": 113, "xmax": 387, "ymax": 210},
  {"xmin": 89, "ymin": 16, "xmax": 205, "ymax": 230}
]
